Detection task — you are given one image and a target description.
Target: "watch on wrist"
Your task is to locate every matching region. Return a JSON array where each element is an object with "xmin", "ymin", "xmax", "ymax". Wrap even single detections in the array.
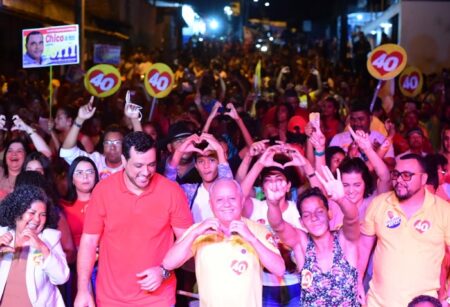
[{"xmin": 160, "ymin": 265, "xmax": 171, "ymax": 280}]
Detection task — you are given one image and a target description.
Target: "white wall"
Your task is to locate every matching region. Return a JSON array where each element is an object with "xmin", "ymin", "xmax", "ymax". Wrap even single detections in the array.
[{"xmin": 401, "ymin": 1, "xmax": 450, "ymax": 73}]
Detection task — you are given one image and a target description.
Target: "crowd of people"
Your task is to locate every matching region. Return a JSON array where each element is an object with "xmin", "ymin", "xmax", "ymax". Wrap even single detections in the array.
[{"xmin": 0, "ymin": 35, "xmax": 449, "ymax": 307}]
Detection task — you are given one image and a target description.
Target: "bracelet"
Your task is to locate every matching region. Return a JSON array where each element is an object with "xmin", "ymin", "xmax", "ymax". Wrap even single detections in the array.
[
  {"xmin": 307, "ymin": 173, "xmax": 316, "ymax": 178},
  {"xmin": 27, "ymin": 129, "xmax": 36, "ymax": 136},
  {"xmin": 313, "ymin": 149, "xmax": 325, "ymax": 157},
  {"xmin": 74, "ymin": 121, "xmax": 83, "ymax": 128}
]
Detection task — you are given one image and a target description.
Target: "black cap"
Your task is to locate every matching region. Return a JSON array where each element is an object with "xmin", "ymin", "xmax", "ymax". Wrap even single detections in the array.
[{"xmin": 165, "ymin": 121, "xmax": 194, "ymax": 144}]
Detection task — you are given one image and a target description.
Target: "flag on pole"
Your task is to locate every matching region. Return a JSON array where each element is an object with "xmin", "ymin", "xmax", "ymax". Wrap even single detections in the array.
[{"xmin": 254, "ymin": 60, "xmax": 261, "ymax": 95}]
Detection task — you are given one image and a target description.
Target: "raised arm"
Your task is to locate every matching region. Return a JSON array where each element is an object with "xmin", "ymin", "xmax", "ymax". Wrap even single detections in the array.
[
  {"xmin": 225, "ymin": 102, "xmax": 253, "ymax": 148},
  {"xmin": 11, "ymin": 115, "xmax": 52, "ymax": 158},
  {"xmin": 240, "ymin": 145, "xmax": 283, "ymax": 199},
  {"xmin": 265, "ymin": 177, "xmax": 305, "ymax": 268},
  {"xmin": 276, "ymin": 66, "xmax": 290, "ymax": 95},
  {"xmin": 124, "ymin": 90, "xmax": 143, "ymax": 132},
  {"xmin": 349, "ymin": 126, "xmax": 391, "ymax": 193},
  {"xmin": 202, "ymin": 101, "xmax": 222, "ymax": 133},
  {"xmin": 315, "ymin": 165, "xmax": 359, "ymax": 242},
  {"xmin": 63, "ymin": 97, "xmax": 96, "ymax": 149},
  {"xmin": 235, "ymin": 140, "xmax": 268, "ymax": 183}
]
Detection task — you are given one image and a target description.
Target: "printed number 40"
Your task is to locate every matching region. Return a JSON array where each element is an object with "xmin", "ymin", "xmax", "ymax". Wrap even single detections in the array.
[
  {"xmin": 402, "ymin": 76, "xmax": 418, "ymax": 90},
  {"xmin": 90, "ymin": 73, "xmax": 115, "ymax": 92},
  {"xmin": 149, "ymin": 73, "xmax": 169, "ymax": 91},
  {"xmin": 372, "ymin": 53, "xmax": 399, "ymax": 72}
]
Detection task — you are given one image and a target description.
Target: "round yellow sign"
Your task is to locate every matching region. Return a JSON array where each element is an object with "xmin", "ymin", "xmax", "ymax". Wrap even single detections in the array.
[
  {"xmin": 144, "ymin": 63, "xmax": 174, "ymax": 98},
  {"xmin": 84, "ymin": 64, "xmax": 122, "ymax": 98},
  {"xmin": 398, "ymin": 66, "xmax": 423, "ymax": 97},
  {"xmin": 367, "ymin": 44, "xmax": 407, "ymax": 80}
]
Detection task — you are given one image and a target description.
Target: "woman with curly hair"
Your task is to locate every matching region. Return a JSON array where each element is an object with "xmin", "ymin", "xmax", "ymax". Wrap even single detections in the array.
[{"xmin": 0, "ymin": 185, "xmax": 69, "ymax": 306}]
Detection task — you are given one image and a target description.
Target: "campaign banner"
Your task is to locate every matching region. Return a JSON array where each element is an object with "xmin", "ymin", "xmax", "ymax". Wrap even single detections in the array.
[
  {"xmin": 93, "ymin": 44, "xmax": 121, "ymax": 65},
  {"xmin": 22, "ymin": 25, "xmax": 79, "ymax": 68}
]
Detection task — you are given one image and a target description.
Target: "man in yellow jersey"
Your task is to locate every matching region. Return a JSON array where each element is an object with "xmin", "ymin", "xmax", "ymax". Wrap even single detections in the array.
[
  {"xmin": 359, "ymin": 154, "xmax": 450, "ymax": 307},
  {"xmin": 162, "ymin": 178, "xmax": 285, "ymax": 307}
]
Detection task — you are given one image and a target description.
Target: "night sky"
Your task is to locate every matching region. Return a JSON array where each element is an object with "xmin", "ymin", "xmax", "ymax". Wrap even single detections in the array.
[{"xmin": 184, "ymin": 0, "xmax": 337, "ymax": 25}]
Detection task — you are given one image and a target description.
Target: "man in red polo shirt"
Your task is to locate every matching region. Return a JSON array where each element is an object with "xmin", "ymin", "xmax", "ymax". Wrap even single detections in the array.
[{"xmin": 74, "ymin": 132, "xmax": 193, "ymax": 307}]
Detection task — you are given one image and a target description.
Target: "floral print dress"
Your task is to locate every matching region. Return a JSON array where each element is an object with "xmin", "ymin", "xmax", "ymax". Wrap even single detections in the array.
[{"xmin": 300, "ymin": 232, "xmax": 359, "ymax": 306}]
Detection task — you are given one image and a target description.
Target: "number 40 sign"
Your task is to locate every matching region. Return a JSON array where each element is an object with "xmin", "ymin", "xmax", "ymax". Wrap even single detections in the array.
[
  {"xmin": 367, "ymin": 44, "xmax": 407, "ymax": 80},
  {"xmin": 399, "ymin": 66, "xmax": 423, "ymax": 97},
  {"xmin": 144, "ymin": 63, "xmax": 174, "ymax": 99},
  {"xmin": 84, "ymin": 64, "xmax": 122, "ymax": 98}
]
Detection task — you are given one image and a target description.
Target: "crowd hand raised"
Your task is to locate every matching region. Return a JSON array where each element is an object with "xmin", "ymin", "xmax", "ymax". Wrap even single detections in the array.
[
  {"xmin": 280, "ymin": 66, "xmax": 290, "ymax": 74},
  {"xmin": 257, "ymin": 146, "xmax": 284, "ymax": 169},
  {"xmin": 124, "ymin": 90, "xmax": 143, "ymax": 121},
  {"xmin": 315, "ymin": 165, "xmax": 344, "ymax": 201},
  {"xmin": 224, "ymin": 103, "xmax": 240, "ymax": 120},
  {"xmin": 309, "ymin": 130, "xmax": 326, "ymax": 152},
  {"xmin": 177, "ymin": 134, "xmax": 203, "ymax": 155},
  {"xmin": 348, "ymin": 126, "xmax": 372, "ymax": 152},
  {"xmin": 209, "ymin": 101, "xmax": 222, "ymax": 119},
  {"xmin": 136, "ymin": 266, "xmax": 164, "ymax": 292},
  {"xmin": 304, "ymin": 123, "xmax": 314, "ymax": 138},
  {"xmin": 0, "ymin": 232, "xmax": 14, "ymax": 253},
  {"xmin": 78, "ymin": 96, "xmax": 96, "ymax": 120},
  {"xmin": 198, "ymin": 132, "xmax": 221, "ymax": 152},
  {"xmin": 264, "ymin": 177, "xmax": 290, "ymax": 203},
  {"xmin": 11, "ymin": 115, "xmax": 32, "ymax": 133},
  {"xmin": 249, "ymin": 140, "xmax": 269, "ymax": 157},
  {"xmin": 0, "ymin": 115, "xmax": 6, "ymax": 131},
  {"xmin": 283, "ymin": 146, "xmax": 307, "ymax": 168}
]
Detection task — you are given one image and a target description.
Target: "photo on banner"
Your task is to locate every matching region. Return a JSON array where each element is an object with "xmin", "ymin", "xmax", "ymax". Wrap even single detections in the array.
[
  {"xmin": 22, "ymin": 24, "xmax": 79, "ymax": 68},
  {"xmin": 93, "ymin": 44, "xmax": 121, "ymax": 65}
]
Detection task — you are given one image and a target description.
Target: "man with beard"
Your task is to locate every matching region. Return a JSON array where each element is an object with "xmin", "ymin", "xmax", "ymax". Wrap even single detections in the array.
[
  {"xmin": 60, "ymin": 99, "xmax": 139, "ymax": 179},
  {"xmin": 358, "ymin": 154, "xmax": 450, "ymax": 307}
]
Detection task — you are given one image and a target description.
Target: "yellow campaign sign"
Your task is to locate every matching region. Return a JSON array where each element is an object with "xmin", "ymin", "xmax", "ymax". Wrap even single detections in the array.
[
  {"xmin": 367, "ymin": 44, "xmax": 407, "ymax": 80},
  {"xmin": 84, "ymin": 64, "xmax": 121, "ymax": 98},
  {"xmin": 144, "ymin": 63, "xmax": 174, "ymax": 98},
  {"xmin": 398, "ymin": 66, "xmax": 423, "ymax": 97}
]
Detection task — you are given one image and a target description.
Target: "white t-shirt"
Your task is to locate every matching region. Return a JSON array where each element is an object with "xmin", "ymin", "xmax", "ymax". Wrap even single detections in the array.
[
  {"xmin": 60, "ymin": 146, "xmax": 124, "ymax": 180},
  {"xmin": 191, "ymin": 184, "xmax": 214, "ymax": 223},
  {"xmin": 249, "ymin": 198, "xmax": 301, "ymax": 286}
]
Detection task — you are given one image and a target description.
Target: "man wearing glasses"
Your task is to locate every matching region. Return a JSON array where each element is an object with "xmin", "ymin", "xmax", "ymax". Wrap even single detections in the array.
[
  {"xmin": 60, "ymin": 99, "xmax": 141, "ymax": 179},
  {"xmin": 358, "ymin": 154, "xmax": 450, "ymax": 307}
]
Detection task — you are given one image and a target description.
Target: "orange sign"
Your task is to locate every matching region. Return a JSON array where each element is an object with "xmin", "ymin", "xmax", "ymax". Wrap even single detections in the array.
[
  {"xmin": 84, "ymin": 64, "xmax": 121, "ymax": 97},
  {"xmin": 144, "ymin": 63, "xmax": 174, "ymax": 98},
  {"xmin": 367, "ymin": 44, "xmax": 407, "ymax": 80},
  {"xmin": 399, "ymin": 66, "xmax": 423, "ymax": 97}
]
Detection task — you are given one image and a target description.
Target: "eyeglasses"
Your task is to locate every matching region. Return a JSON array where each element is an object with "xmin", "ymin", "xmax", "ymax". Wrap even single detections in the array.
[
  {"xmin": 74, "ymin": 169, "xmax": 96, "ymax": 177},
  {"xmin": 103, "ymin": 140, "xmax": 122, "ymax": 146},
  {"xmin": 390, "ymin": 170, "xmax": 422, "ymax": 181}
]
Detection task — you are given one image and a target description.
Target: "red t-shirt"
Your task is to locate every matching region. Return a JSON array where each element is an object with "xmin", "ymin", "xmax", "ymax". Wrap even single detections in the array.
[
  {"xmin": 84, "ymin": 171, "xmax": 193, "ymax": 306},
  {"xmin": 61, "ymin": 199, "xmax": 89, "ymax": 247}
]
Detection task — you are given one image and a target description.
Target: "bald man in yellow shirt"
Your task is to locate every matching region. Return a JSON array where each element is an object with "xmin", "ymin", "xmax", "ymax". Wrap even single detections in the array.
[{"xmin": 162, "ymin": 178, "xmax": 285, "ymax": 307}]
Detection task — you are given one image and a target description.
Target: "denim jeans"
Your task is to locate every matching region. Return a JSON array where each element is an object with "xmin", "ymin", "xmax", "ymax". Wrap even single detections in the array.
[{"xmin": 262, "ymin": 284, "xmax": 301, "ymax": 307}]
